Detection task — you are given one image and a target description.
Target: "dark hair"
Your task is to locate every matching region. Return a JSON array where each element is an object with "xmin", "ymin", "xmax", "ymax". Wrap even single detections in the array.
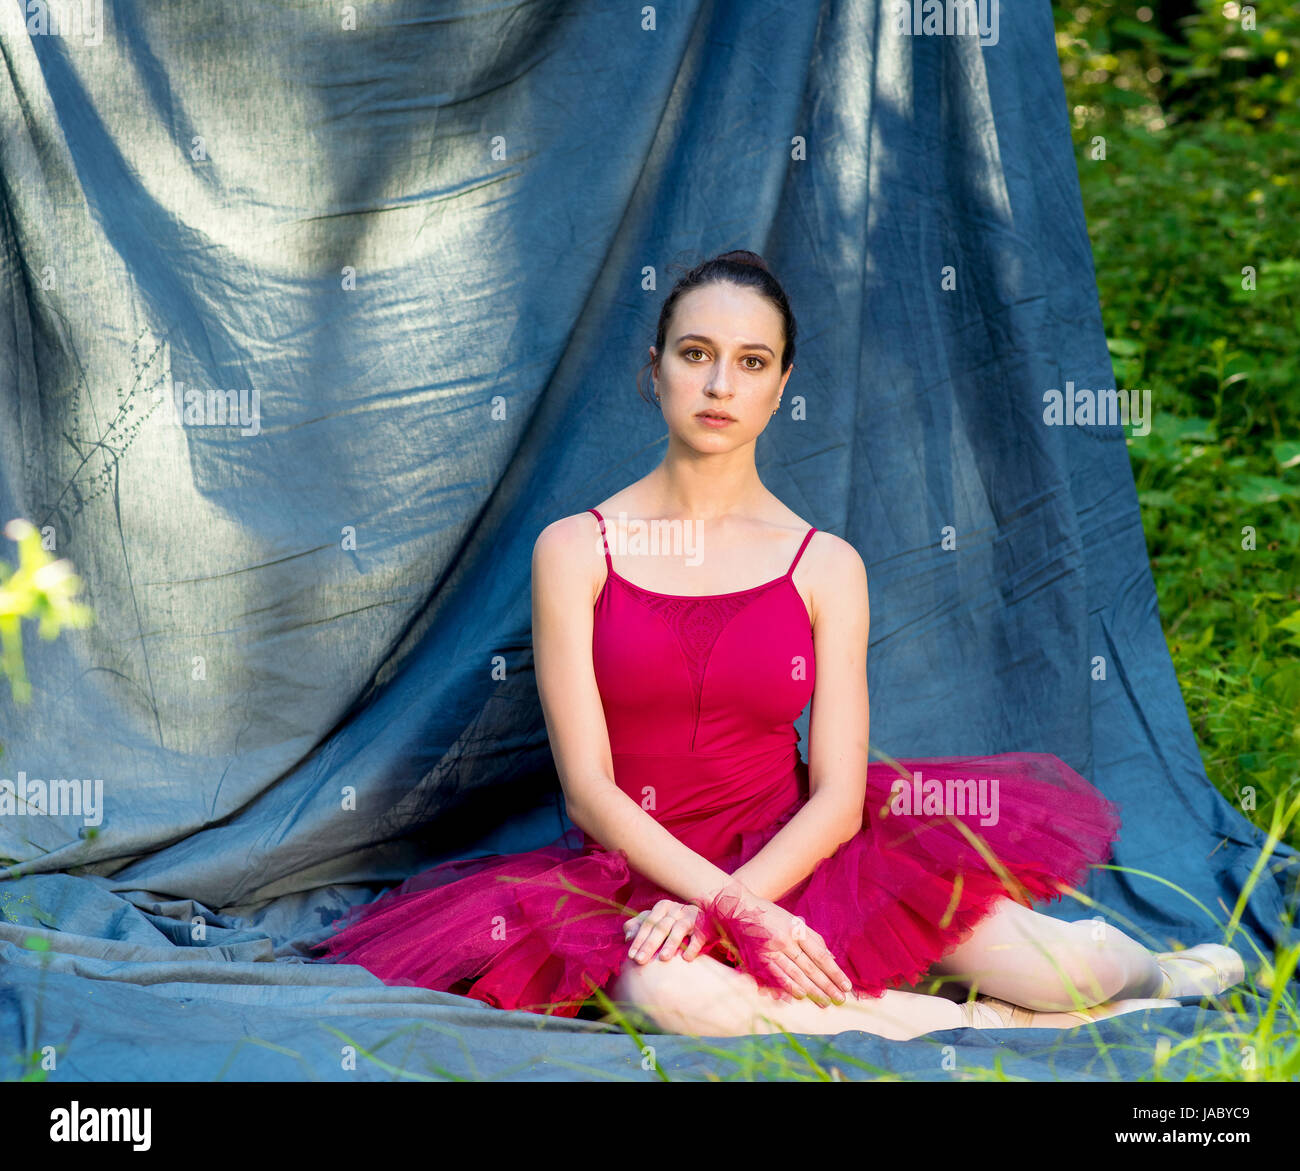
[{"xmin": 636, "ymin": 249, "xmax": 797, "ymax": 406}]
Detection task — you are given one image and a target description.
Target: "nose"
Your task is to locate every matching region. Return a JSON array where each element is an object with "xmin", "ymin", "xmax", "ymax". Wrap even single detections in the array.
[{"xmin": 704, "ymin": 366, "xmax": 735, "ymax": 398}]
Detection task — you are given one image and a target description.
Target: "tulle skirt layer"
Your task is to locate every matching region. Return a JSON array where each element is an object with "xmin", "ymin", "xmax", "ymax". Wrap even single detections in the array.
[{"xmin": 309, "ymin": 753, "xmax": 1123, "ymax": 1017}]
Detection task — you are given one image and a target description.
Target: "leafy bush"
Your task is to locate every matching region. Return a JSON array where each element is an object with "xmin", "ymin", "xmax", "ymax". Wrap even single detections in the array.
[{"xmin": 1054, "ymin": 0, "xmax": 1300, "ymax": 845}]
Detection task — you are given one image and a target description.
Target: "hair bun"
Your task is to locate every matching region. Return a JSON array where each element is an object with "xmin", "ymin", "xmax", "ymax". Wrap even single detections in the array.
[{"xmin": 716, "ymin": 249, "xmax": 770, "ymax": 273}]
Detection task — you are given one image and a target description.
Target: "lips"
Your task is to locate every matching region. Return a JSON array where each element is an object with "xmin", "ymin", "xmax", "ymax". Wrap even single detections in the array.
[{"xmin": 696, "ymin": 410, "xmax": 735, "ymax": 421}]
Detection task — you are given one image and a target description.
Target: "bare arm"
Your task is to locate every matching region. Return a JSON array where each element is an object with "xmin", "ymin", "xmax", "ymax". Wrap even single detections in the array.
[
  {"xmin": 531, "ymin": 514, "xmax": 743, "ymax": 906},
  {"xmin": 731, "ymin": 533, "xmax": 870, "ymax": 903}
]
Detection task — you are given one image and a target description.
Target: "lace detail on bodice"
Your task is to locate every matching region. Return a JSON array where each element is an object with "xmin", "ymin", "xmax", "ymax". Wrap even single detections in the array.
[
  {"xmin": 609, "ymin": 577, "xmax": 789, "ymax": 748},
  {"xmin": 587, "ymin": 507, "xmax": 816, "ymax": 752}
]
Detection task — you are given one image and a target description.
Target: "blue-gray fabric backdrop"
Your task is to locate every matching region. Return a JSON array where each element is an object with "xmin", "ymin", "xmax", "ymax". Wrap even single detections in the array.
[{"xmin": 0, "ymin": 0, "xmax": 1294, "ymax": 1081}]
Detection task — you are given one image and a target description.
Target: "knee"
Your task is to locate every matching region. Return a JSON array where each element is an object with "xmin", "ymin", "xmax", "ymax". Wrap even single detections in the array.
[
  {"xmin": 612, "ymin": 953, "xmax": 755, "ymax": 1035},
  {"xmin": 613, "ymin": 953, "xmax": 695, "ymax": 1029},
  {"xmin": 1022, "ymin": 924, "xmax": 1132, "ymax": 1009},
  {"xmin": 614, "ymin": 951, "xmax": 678, "ymax": 1007}
]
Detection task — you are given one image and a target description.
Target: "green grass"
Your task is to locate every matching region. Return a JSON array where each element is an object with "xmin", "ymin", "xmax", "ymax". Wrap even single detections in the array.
[{"xmin": 1056, "ymin": 0, "xmax": 1300, "ymax": 853}]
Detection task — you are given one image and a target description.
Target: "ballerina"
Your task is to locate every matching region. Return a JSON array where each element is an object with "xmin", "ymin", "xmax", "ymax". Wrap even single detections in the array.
[{"xmin": 313, "ymin": 249, "xmax": 1245, "ymax": 1039}]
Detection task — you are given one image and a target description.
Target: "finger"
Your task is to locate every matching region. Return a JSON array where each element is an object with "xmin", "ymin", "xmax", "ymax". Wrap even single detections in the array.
[
  {"xmin": 634, "ymin": 902, "xmax": 679, "ymax": 949},
  {"xmin": 761, "ymin": 975, "xmax": 795, "ymax": 1003},
  {"xmin": 780, "ymin": 948, "xmax": 834, "ymax": 1006},
  {"xmin": 786, "ymin": 919, "xmax": 842, "ymax": 1004},
  {"xmin": 796, "ymin": 933, "xmax": 852, "ymax": 999},
  {"xmin": 623, "ymin": 912, "xmax": 647, "ymax": 940},
  {"xmin": 809, "ymin": 941, "xmax": 854, "ymax": 995},
  {"xmin": 772, "ymin": 952, "xmax": 811, "ymax": 1000},
  {"xmin": 682, "ymin": 921, "xmax": 709, "ymax": 961},
  {"xmin": 627, "ymin": 914, "xmax": 664, "ymax": 959},
  {"xmin": 656, "ymin": 917, "xmax": 694, "ymax": 962},
  {"xmin": 631, "ymin": 916, "xmax": 675, "ymax": 963},
  {"xmin": 789, "ymin": 947, "xmax": 842, "ymax": 1006}
]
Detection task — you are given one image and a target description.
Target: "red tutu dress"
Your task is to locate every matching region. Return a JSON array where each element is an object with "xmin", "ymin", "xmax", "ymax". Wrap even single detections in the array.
[{"xmin": 310, "ymin": 507, "xmax": 1123, "ymax": 1017}]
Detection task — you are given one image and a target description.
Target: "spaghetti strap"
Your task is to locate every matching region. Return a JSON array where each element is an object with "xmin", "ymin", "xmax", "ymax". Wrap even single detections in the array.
[
  {"xmin": 788, "ymin": 526, "xmax": 816, "ymax": 576},
  {"xmin": 588, "ymin": 507, "xmax": 612, "ymax": 568}
]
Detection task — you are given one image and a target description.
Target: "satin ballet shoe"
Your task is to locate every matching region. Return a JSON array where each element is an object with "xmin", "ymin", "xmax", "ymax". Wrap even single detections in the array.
[
  {"xmin": 963, "ymin": 995, "xmax": 1181, "ymax": 1030},
  {"xmin": 1153, "ymin": 943, "xmax": 1247, "ymax": 999}
]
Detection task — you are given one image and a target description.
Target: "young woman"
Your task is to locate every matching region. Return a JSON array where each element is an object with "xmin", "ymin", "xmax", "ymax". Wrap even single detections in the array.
[{"xmin": 312, "ymin": 250, "xmax": 1245, "ymax": 1039}]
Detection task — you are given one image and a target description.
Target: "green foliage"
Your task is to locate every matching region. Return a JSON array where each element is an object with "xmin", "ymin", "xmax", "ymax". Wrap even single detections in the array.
[{"xmin": 1054, "ymin": 1, "xmax": 1300, "ymax": 849}]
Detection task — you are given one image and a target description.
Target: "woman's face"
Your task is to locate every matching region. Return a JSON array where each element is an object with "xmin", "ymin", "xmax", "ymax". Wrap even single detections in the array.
[{"xmin": 650, "ymin": 281, "xmax": 792, "ymax": 450}]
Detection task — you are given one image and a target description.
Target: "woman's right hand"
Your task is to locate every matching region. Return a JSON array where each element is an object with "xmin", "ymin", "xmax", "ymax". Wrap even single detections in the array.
[{"xmin": 623, "ymin": 899, "xmax": 706, "ymax": 965}]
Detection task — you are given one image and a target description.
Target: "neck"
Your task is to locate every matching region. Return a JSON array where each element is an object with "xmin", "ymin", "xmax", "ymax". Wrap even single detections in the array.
[{"xmin": 643, "ymin": 442, "xmax": 765, "ymax": 520}]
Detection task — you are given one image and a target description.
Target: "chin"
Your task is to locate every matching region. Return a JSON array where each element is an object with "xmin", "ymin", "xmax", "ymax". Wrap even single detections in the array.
[{"xmin": 682, "ymin": 433, "xmax": 747, "ymax": 454}]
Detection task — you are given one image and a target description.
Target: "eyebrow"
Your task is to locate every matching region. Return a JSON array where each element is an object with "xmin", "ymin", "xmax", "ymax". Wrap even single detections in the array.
[{"xmin": 674, "ymin": 333, "xmax": 775, "ymax": 357}]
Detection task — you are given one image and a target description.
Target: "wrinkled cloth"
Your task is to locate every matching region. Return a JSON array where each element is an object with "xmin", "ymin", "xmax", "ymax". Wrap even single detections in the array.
[{"xmin": 0, "ymin": 1, "xmax": 1292, "ymax": 1080}]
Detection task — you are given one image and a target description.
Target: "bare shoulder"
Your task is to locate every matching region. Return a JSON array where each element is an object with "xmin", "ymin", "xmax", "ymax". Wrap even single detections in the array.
[
  {"xmin": 801, "ymin": 529, "xmax": 869, "ymax": 625},
  {"xmin": 533, "ymin": 510, "xmax": 599, "ymax": 555},
  {"xmin": 804, "ymin": 528, "xmax": 867, "ymax": 584},
  {"xmin": 532, "ymin": 511, "xmax": 604, "ymax": 598}
]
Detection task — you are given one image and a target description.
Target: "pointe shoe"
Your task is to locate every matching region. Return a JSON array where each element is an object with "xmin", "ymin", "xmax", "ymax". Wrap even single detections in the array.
[
  {"xmin": 1153, "ymin": 944, "xmax": 1246, "ymax": 999},
  {"xmin": 964, "ymin": 995, "xmax": 1180, "ymax": 1029}
]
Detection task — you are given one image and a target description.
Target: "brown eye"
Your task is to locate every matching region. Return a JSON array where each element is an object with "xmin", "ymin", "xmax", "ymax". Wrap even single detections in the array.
[
  {"xmin": 743, "ymin": 356, "xmax": 765, "ymax": 370},
  {"xmin": 684, "ymin": 348, "xmax": 707, "ymax": 361}
]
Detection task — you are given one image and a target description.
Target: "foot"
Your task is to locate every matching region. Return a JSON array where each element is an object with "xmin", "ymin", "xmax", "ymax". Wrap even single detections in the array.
[
  {"xmin": 963, "ymin": 995, "xmax": 1181, "ymax": 1030},
  {"xmin": 1153, "ymin": 943, "xmax": 1246, "ymax": 998}
]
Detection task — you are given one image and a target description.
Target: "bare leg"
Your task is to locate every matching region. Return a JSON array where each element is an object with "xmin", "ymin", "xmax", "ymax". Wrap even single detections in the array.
[
  {"xmin": 926, "ymin": 897, "xmax": 1165, "ymax": 1009},
  {"xmin": 612, "ymin": 950, "xmax": 969, "ymax": 1040},
  {"xmin": 609, "ymin": 945, "xmax": 1169, "ymax": 1039}
]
